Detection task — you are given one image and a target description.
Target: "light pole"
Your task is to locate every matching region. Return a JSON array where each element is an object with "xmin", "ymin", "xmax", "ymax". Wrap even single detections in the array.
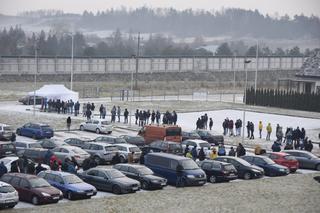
[
  {"xmin": 33, "ymin": 44, "xmax": 39, "ymax": 116},
  {"xmin": 254, "ymin": 40, "xmax": 259, "ymax": 92},
  {"xmin": 232, "ymin": 53, "xmax": 237, "ymax": 103},
  {"xmin": 70, "ymin": 33, "xmax": 74, "ymax": 91},
  {"xmin": 129, "ymin": 55, "xmax": 135, "ymax": 126},
  {"xmin": 134, "ymin": 32, "xmax": 141, "ymax": 89},
  {"xmin": 242, "ymin": 59, "xmax": 252, "ymax": 143}
]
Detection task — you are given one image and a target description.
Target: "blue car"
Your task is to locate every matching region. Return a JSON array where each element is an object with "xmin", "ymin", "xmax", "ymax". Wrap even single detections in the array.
[
  {"xmin": 38, "ymin": 171, "xmax": 97, "ymax": 200},
  {"xmin": 16, "ymin": 123, "xmax": 54, "ymax": 139},
  {"xmin": 241, "ymin": 155, "xmax": 290, "ymax": 177}
]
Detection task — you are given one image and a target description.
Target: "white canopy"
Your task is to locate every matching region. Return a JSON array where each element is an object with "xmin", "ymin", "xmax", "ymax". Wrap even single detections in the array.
[{"xmin": 28, "ymin": 84, "xmax": 79, "ymax": 102}]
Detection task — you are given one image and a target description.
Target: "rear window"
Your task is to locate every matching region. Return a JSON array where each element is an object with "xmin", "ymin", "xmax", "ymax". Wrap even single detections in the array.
[
  {"xmin": 180, "ymin": 159, "xmax": 199, "ymax": 170},
  {"xmin": 166, "ymin": 128, "xmax": 181, "ymax": 136},
  {"xmin": 224, "ymin": 164, "xmax": 235, "ymax": 171},
  {"xmin": 41, "ymin": 126, "xmax": 51, "ymax": 131},
  {"xmin": 0, "ymin": 185, "xmax": 15, "ymax": 193},
  {"xmin": 129, "ymin": 147, "xmax": 141, "ymax": 153}
]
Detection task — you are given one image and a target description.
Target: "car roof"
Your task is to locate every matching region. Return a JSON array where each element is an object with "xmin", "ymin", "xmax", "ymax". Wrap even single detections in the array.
[
  {"xmin": 247, "ymin": 155, "xmax": 269, "ymax": 160},
  {"xmin": 115, "ymin": 144, "xmax": 137, "ymax": 148},
  {"xmin": 184, "ymin": 139, "xmax": 208, "ymax": 143},
  {"xmin": 94, "ymin": 167, "xmax": 117, "ymax": 172},
  {"xmin": 16, "ymin": 141, "xmax": 37, "ymax": 144},
  {"xmin": 42, "ymin": 170, "xmax": 75, "ymax": 177},
  {"xmin": 216, "ymin": 156, "xmax": 237, "ymax": 160},
  {"xmin": 89, "ymin": 142, "xmax": 116, "ymax": 147},
  {"xmin": 4, "ymin": 173, "xmax": 40, "ymax": 180},
  {"xmin": 269, "ymin": 152, "xmax": 289, "ymax": 156},
  {"xmin": 200, "ymin": 159, "xmax": 231, "ymax": 166},
  {"xmin": 152, "ymin": 140, "xmax": 179, "ymax": 144},
  {"xmin": 147, "ymin": 153, "xmax": 188, "ymax": 160},
  {"xmin": 26, "ymin": 123, "xmax": 49, "ymax": 126},
  {"xmin": 96, "ymin": 136, "xmax": 117, "ymax": 139},
  {"xmin": 115, "ymin": 163, "xmax": 145, "ymax": 169},
  {"xmin": 283, "ymin": 150, "xmax": 310, "ymax": 154}
]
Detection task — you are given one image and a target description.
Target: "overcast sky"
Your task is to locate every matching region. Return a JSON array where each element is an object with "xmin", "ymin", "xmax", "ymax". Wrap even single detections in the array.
[{"xmin": 0, "ymin": 0, "xmax": 319, "ymax": 17}]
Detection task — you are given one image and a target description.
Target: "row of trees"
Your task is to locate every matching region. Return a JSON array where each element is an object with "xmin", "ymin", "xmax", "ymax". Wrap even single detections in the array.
[
  {"xmin": 0, "ymin": 26, "xmax": 316, "ymax": 57},
  {"xmin": 245, "ymin": 88, "xmax": 320, "ymax": 112}
]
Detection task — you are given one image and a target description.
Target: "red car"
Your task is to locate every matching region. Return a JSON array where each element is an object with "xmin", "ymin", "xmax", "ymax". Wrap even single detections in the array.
[{"xmin": 264, "ymin": 152, "xmax": 299, "ymax": 172}]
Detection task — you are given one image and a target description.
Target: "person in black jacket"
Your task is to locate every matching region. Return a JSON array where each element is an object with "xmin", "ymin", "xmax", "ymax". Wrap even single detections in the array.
[
  {"xmin": 198, "ymin": 148, "xmax": 206, "ymax": 161},
  {"xmin": 111, "ymin": 153, "xmax": 121, "ymax": 165},
  {"xmin": 0, "ymin": 162, "xmax": 7, "ymax": 177},
  {"xmin": 236, "ymin": 143, "xmax": 246, "ymax": 157},
  {"xmin": 35, "ymin": 163, "xmax": 47, "ymax": 175},
  {"xmin": 209, "ymin": 118, "xmax": 213, "ymax": 130}
]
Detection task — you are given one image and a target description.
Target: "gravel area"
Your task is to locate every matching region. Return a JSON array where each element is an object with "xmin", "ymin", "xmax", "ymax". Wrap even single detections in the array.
[{"xmin": 7, "ymin": 172, "xmax": 320, "ymax": 213}]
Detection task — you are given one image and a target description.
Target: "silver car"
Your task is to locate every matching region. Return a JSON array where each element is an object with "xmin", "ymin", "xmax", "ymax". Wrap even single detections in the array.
[
  {"xmin": 80, "ymin": 119, "xmax": 113, "ymax": 134},
  {"xmin": 115, "ymin": 144, "xmax": 142, "ymax": 163},
  {"xmin": 14, "ymin": 141, "xmax": 43, "ymax": 153},
  {"xmin": 82, "ymin": 142, "xmax": 118, "ymax": 164},
  {"xmin": 0, "ymin": 181, "xmax": 19, "ymax": 209},
  {"xmin": 52, "ymin": 146, "xmax": 90, "ymax": 166},
  {"xmin": 0, "ymin": 123, "xmax": 13, "ymax": 141}
]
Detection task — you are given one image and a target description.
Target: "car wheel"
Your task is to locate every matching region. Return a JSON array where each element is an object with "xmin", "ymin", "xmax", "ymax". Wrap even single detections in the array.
[
  {"xmin": 112, "ymin": 185, "xmax": 121, "ymax": 194},
  {"xmin": 80, "ymin": 125, "xmax": 84, "ymax": 131},
  {"xmin": 94, "ymin": 156, "xmax": 101, "ymax": 165},
  {"xmin": 243, "ymin": 172, "xmax": 252, "ymax": 180},
  {"xmin": 120, "ymin": 156, "xmax": 126, "ymax": 163},
  {"xmin": 96, "ymin": 128, "xmax": 100, "ymax": 134},
  {"xmin": 8, "ymin": 204, "xmax": 16, "ymax": 208},
  {"xmin": 316, "ymin": 164, "xmax": 320, "ymax": 171},
  {"xmin": 141, "ymin": 181, "xmax": 149, "ymax": 190},
  {"xmin": 209, "ymin": 175, "xmax": 217, "ymax": 183},
  {"xmin": 32, "ymin": 196, "xmax": 39, "ymax": 205},
  {"xmin": 67, "ymin": 191, "xmax": 73, "ymax": 200},
  {"xmin": 107, "ymin": 131, "xmax": 112, "ymax": 134}
]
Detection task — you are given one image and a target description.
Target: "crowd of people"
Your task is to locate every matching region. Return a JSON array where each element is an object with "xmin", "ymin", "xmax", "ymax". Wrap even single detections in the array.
[
  {"xmin": 135, "ymin": 109, "xmax": 177, "ymax": 127},
  {"xmin": 40, "ymin": 98, "xmax": 81, "ymax": 116}
]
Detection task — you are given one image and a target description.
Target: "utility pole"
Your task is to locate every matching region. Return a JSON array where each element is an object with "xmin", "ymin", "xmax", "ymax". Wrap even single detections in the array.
[
  {"xmin": 254, "ymin": 40, "xmax": 259, "ymax": 92},
  {"xmin": 135, "ymin": 32, "xmax": 140, "ymax": 89},
  {"xmin": 242, "ymin": 59, "xmax": 252, "ymax": 143},
  {"xmin": 33, "ymin": 45, "xmax": 39, "ymax": 116}
]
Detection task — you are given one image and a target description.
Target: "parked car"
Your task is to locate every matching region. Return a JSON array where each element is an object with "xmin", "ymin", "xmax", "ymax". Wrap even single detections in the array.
[
  {"xmin": 0, "ymin": 123, "xmax": 14, "ymax": 141},
  {"xmin": 18, "ymin": 95, "xmax": 42, "ymax": 105},
  {"xmin": 144, "ymin": 153, "xmax": 207, "ymax": 186},
  {"xmin": 147, "ymin": 140, "xmax": 183, "ymax": 155},
  {"xmin": 92, "ymin": 136, "xmax": 127, "ymax": 144},
  {"xmin": 14, "ymin": 140, "xmax": 42, "ymax": 153},
  {"xmin": 38, "ymin": 139, "xmax": 68, "ymax": 149},
  {"xmin": 80, "ymin": 119, "xmax": 113, "ymax": 134},
  {"xmin": 241, "ymin": 155, "xmax": 290, "ymax": 177},
  {"xmin": 38, "ymin": 170, "xmax": 97, "ymax": 200},
  {"xmin": 215, "ymin": 156, "xmax": 264, "ymax": 180},
  {"xmin": 17, "ymin": 148, "xmax": 50, "ymax": 164},
  {"xmin": 114, "ymin": 144, "xmax": 141, "ymax": 163},
  {"xmin": 78, "ymin": 167, "xmax": 140, "ymax": 194},
  {"xmin": 64, "ymin": 138, "xmax": 89, "ymax": 148},
  {"xmin": 263, "ymin": 152, "xmax": 299, "ymax": 172},
  {"xmin": 197, "ymin": 160, "xmax": 238, "ymax": 183},
  {"xmin": 51, "ymin": 146, "xmax": 90, "ymax": 166},
  {"xmin": 283, "ymin": 150, "xmax": 320, "ymax": 171},
  {"xmin": 82, "ymin": 142, "xmax": 118, "ymax": 164},
  {"xmin": 119, "ymin": 135, "xmax": 145, "ymax": 147},
  {"xmin": 192, "ymin": 130, "xmax": 224, "ymax": 145},
  {"xmin": 0, "ymin": 156, "xmax": 50, "ymax": 172},
  {"xmin": 0, "ymin": 181, "xmax": 19, "ymax": 209},
  {"xmin": 0, "ymin": 142, "xmax": 16, "ymax": 158},
  {"xmin": 138, "ymin": 125, "xmax": 182, "ymax": 144},
  {"xmin": 113, "ymin": 164, "xmax": 167, "ymax": 190},
  {"xmin": 181, "ymin": 131, "xmax": 201, "ymax": 141},
  {"xmin": 0, "ymin": 173, "xmax": 63, "ymax": 205},
  {"xmin": 16, "ymin": 123, "xmax": 54, "ymax": 139},
  {"xmin": 181, "ymin": 139, "xmax": 211, "ymax": 156}
]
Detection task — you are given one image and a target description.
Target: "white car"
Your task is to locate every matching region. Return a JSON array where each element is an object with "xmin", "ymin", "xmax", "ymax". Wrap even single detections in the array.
[
  {"xmin": 0, "ymin": 181, "xmax": 19, "ymax": 209},
  {"xmin": 82, "ymin": 142, "xmax": 118, "ymax": 164},
  {"xmin": 115, "ymin": 144, "xmax": 142, "ymax": 163},
  {"xmin": 181, "ymin": 139, "xmax": 212, "ymax": 157},
  {"xmin": 0, "ymin": 156, "xmax": 50, "ymax": 171},
  {"xmin": 14, "ymin": 140, "xmax": 43, "ymax": 152},
  {"xmin": 0, "ymin": 123, "xmax": 13, "ymax": 141},
  {"xmin": 80, "ymin": 119, "xmax": 113, "ymax": 134},
  {"xmin": 51, "ymin": 146, "xmax": 90, "ymax": 166}
]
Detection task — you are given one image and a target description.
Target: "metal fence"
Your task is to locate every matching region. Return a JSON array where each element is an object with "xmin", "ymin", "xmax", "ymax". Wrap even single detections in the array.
[{"xmin": 0, "ymin": 56, "xmax": 304, "ymax": 74}]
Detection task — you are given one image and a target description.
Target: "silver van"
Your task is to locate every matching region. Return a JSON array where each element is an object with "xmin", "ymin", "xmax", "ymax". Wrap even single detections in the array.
[{"xmin": 82, "ymin": 142, "xmax": 118, "ymax": 164}]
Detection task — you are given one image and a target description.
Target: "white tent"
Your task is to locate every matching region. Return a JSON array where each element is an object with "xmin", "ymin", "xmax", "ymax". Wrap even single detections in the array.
[{"xmin": 28, "ymin": 84, "xmax": 79, "ymax": 101}]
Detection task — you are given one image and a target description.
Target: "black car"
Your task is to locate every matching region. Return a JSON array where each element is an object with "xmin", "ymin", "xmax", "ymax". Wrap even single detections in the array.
[
  {"xmin": 181, "ymin": 131, "xmax": 201, "ymax": 141},
  {"xmin": 18, "ymin": 96, "xmax": 43, "ymax": 105},
  {"xmin": 0, "ymin": 142, "xmax": 16, "ymax": 158},
  {"xmin": 113, "ymin": 164, "xmax": 167, "ymax": 190},
  {"xmin": 119, "ymin": 135, "xmax": 145, "ymax": 147},
  {"xmin": 283, "ymin": 150, "xmax": 320, "ymax": 171},
  {"xmin": 215, "ymin": 156, "xmax": 264, "ymax": 180},
  {"xmin": 64, "ymin": 138, "xmax": 89, "ymax": 148},
  {"xmin": 192, "ymin": 130, "xmax": 224, "ymax": 145},
  {"xmin": 78, "ymin": 167, "xmax": 140, "ymax": 194},
  {"xmin": 197, "ymin": 160, "xmax": 238, "ymax": 183},
  {"xmin": 241, "ymin": 155, "xmax": 290, "ymax": 176},
  {"xmin": 146, "ymin": 140, "xmax": 183, "ymax": 155}
]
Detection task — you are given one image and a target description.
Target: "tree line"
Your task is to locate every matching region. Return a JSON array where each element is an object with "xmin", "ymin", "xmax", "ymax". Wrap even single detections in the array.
[{"xmin": 245, "ymin": 88, "xmax": 320, "ymax": 112}]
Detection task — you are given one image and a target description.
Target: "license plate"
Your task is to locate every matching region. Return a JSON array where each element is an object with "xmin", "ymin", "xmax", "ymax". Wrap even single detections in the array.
[
  {"xmin": 5, "ymin": 199, "xmax": 15, "ymax": 203},
  {"xmin": 161, "ymin": 183, "xmax": 166, "ymax": 186},
  {"xmin": 53, "ymin": 196, "xmax": 59, "ymax": 200},
  {"xmin": 87, "ymin": 192, "xmax": 93, "ymax": 196},
  {"xmin": 132, "ymin": 187, "xmax": 138, "ymax": 190},
  {"xmin": 5, "ymin": 151, "xmax": 12, "ymax": 154},
  {"xmin": 198, "ymin": 181, "xmax": 205, "ymax": 184}
]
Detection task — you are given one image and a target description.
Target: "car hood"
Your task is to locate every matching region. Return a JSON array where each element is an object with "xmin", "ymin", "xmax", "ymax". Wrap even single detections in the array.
[
  {"xmin": 35, "ymin": 186, "xmax": 61, "ymax": 195},
  {"xmin": 67, "ymin": 182, "xmax": 95, "ymax": 191},
  {"xmin": 249, "ymin": 165, "xmax": 264, "ymax": 172},
  {"xmin": 113, "ymin": 177, "xmax": 140, "ymax": 185},
  {"xmin": 269, "ymin": 163, "xmax": 288, "ymax": 170},
  {"xmin": 144, "ymin": 174, "xmax": 166, "ymax": 181}
]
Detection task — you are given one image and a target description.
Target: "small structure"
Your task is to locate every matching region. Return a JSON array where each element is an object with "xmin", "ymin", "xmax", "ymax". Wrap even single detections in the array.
[
  {"xmin": 278, "ymin": 51, "xmax": 320, "ymax": 94},
  {"xmin": 28, "ymin": 84, "xmax": 79, "ymax": 101}
]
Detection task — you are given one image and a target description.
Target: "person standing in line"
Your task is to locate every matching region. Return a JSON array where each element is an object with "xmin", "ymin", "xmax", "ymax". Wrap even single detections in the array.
[
  {"xmin": 250, "ymin": 122, "xmax": 255, "ymax": 139},
  {"xmin": 266, "ymin": 123, "xmax": 272, "ymax": 141},
  {"xmin": 67, "ymin": 116, "xmax": 71, "ymax": 131},
  {"xmin": 258, "ymin": 121, "xmax": 263, "ymax": 139},
  {"xmin": 124, "ymin": 108, "xmax": 129, "ymax": 124},
  {"xmin": 209, "ymin": 118, "xmax": 213, "ymax": 131},
  {"xmin": 135, "ymin": 109, "xmax": 139, "ymax": 125},
  {"xmin": 117, "ymin": 106, "xmax": 121, "ymax": 122}
]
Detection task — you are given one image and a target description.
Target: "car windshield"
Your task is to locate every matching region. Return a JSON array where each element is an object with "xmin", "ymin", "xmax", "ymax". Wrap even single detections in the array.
[
  {"xmin": 0, "ymin": 185, "xmax": 15, "ymax": 193},
  {"xmin": 166, "ymin": 128, "xmax": 181, "ymax": 136},
  {"xmin": 169, "ymin": 143, "xmax": 182, "ymax": 151},
  {"xmin": 109, "ymin": 170, "xmax": 125, "ymax": 179},
  {"xmin": 105, "ymin": 146, "xmax": 118, "ymax": 152},
  {"xmin": 64, "ymin": 175, "xmax": 83, "ymax": 184},
  {"xmin": 236, "ymin": 158, "xmax": 252, "ymax": 166},
  {"xmin": 41, "ymin": 125, "xmax": 51, "ymax": 131},
  {"xmin": 224, "ymin": 165, "xmax": 235, "ymax": 171},
  {"xmin": 136, "ymin": 167, "xmax": 154, "ymax": 175},
  {"xmin": 263, "ymin": 157, "xmax": 275, "ymax": 164},
  {"xmin": 3, "ymin": 126, "xmax": 12, "ymax": 131},
  {"xmin": 29, "ymin": 143, "xmax": 42, "ymax": 149},
  {"xmin": 129, "ymin": 147, "xmax": 141, "ymax": 153},
  {"xmin": 72, "ymin": 148, "xmax": 87, "ymax": 155},
  {"xmin": 115, "ymin": 138, "xmax": 126, "ymax": 144},
  {"xmin": 180, "ymin": 159, "xmax": 199, "ymax": 170},
  {"xmin": 29, "ymin": 178, "xmax": 51, "ymax": 188},
  {"xmin": 101, "ymin": 121, "xmax": 109, "ymax": 125},
  {"xmin": 190, "ymin": 133, "xmax": 200, "ymax": 137},
  {"xmin": 199, "ymin": 143, "xmax": 210, "ymax": 148}
]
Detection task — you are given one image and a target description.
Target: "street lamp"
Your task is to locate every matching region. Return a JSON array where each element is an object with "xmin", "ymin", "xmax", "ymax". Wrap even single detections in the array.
[
  {"xmin": 33, "ymin": 43, "xmax": 40, "ymax": 116},
  {"xmin": 129, "ymin": 54, "xmax": 135, "ymax": 126},
  {"xmin": 134, "ymin": 32, "xmax": 141, "ymax": 89},
  {"xmin": 242, "ymin": 59, "xmax": 252, "ymax": 143},
  {"xmin": 64, "ymin": 32, "xmax": 74, "ymax": 91},
  {"xmin": 254, "ymin": 40, "xmax": 259, "ymax": 92}
]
